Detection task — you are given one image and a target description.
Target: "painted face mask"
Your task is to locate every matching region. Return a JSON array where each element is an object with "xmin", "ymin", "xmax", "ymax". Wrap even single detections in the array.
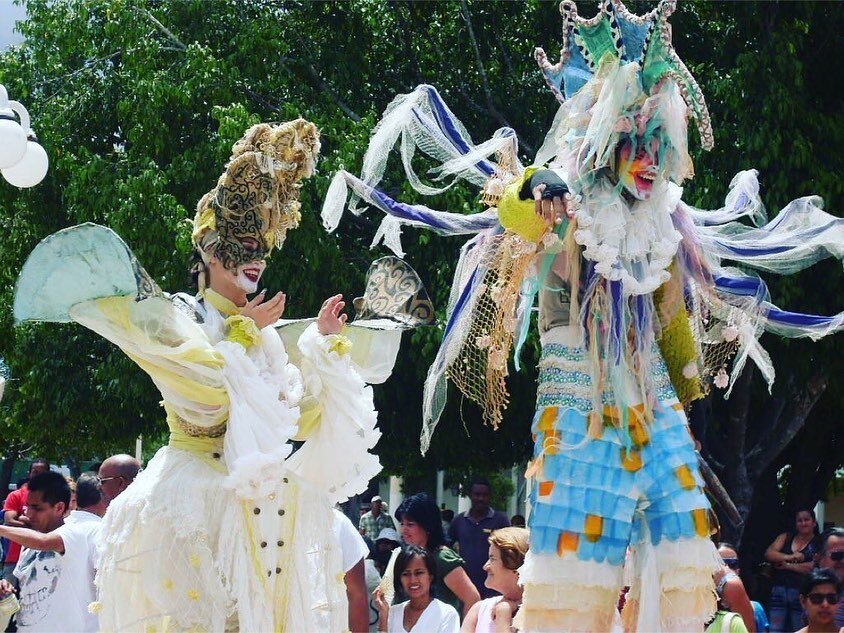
[
  {"xmin": 190, "ymin": 119, "xmax": 321, "ymax": 285},
  {"xmin": 213, "ymin": 205, "xmax": 270, "ymax": 272},
  {"xmin": 616, "ymin": 135, "xmax": 660, "ymax": 200}
]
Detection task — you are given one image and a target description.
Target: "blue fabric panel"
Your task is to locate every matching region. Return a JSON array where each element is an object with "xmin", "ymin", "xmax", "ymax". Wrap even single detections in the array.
[{"xmin": 613, "ymin": 11, "xmax": 651, "ymax": 62}]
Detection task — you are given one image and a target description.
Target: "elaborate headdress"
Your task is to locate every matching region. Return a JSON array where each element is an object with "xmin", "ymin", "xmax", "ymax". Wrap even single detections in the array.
[
  {"xmin": 537, "ymin": 0, "xmax": 712, "ymax": 149},
  {"xmin": 191, "ymin": 119, "xmax": 320, "ymax": 286}
]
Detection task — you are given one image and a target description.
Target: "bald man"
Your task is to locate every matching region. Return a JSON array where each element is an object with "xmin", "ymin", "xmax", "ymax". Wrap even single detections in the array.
[{"xmin": 97, "ymin": 454, "xmax": 141, "ymax": 506}]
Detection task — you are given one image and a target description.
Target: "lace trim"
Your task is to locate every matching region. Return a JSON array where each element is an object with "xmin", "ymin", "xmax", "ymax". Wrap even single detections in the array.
[
  {"xmin": 175, "ymin": 413, "xmax": 227, "ymax": 438},
  {"xmin": 537, "ymin": 343, "xmax": 676, "ymax": 412}
]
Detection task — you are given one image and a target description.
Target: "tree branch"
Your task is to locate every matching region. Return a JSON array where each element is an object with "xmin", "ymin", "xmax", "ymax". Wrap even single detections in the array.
[
  {"xmin": 136, "ymin": 7, "xmax": 186, "ymax": 52},
  {"xmin": 458, "ymin": 0, "xmax": 535, "ymax": 156},
  {"xmin": 239, "ymin": 83, "xmax": 282, "ymax": 115},
  {"xmin": 279, "ymin": 57, "xmax": 361, "ymax": 122},
  {"xmin": 304, "ymin": 62, "xmax": 360, "ymax": 122},
  {"xmin": 391, "ymin": 2, "xmax": 424, "ymax": 85}
]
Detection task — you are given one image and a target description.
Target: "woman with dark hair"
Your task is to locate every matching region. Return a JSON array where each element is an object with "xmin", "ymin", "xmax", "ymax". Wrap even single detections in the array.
[
  {"xmin": 397, "ymin": 494, "xmax": 480, "ymax": 617},
  {"xmin": 374, "ymin": 545, "xmax": 460, "ymax": 633},
  {"xmin": 765, "ymin": 508, "xmax": 823, "ymax": 632}
]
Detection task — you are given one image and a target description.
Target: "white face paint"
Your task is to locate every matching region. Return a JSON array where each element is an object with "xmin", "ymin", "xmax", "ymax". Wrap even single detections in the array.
[{"xmin": 234, "ymin": 260, "xmax": 266, "ymax": 294}]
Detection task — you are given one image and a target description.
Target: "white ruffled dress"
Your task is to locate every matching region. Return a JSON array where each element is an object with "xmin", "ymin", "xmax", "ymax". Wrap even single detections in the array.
[{"xmin": 71, "ymin": 289, "xmax": 381, "ymax": 632}]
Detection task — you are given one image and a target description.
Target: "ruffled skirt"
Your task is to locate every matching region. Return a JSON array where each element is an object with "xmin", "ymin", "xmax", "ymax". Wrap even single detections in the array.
[
  {"xmin": 95, "ymin": 445, "xmax": 346, "ymax": 632},
  {"xmin": 517, "ymin": 334, "xmax": 719, "ymax": 632}
]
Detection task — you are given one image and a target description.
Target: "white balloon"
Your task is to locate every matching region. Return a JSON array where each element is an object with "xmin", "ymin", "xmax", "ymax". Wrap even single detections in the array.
[
  {"xmin": 2, "ymin": 140, "xmax": 49, "ymax": 188},
  {"xmin": 0, "ymin": 118, "xmax": 27, "ymax": 169}
]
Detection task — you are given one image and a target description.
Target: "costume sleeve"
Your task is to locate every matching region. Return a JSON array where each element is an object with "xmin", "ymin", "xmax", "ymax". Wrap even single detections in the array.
[
  {"xmin": 729, "ymin": 614, "xmax": 750, "ymax": 633},
  {"xmin": 284, "ymin": 324, "xmax": 381, "ymax": 504},
  {"xmin": 69, "ymin": 295, "xmax": 229, "ymax": 431},
  {"xmin": 497, "ymin": 168, "xmax": 549, "ymax": 242},
  {"xmin": 654, "ymin": 265, "xmax": 704, "ymax": 406}
]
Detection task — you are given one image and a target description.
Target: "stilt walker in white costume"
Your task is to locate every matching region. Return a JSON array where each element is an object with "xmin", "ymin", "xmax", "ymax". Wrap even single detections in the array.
[
  {"xmin": 321, "ymin": 1, "xmax": 844, "ymax": 630},
  {"xmin": 14, "ymin": 119, "xmax": 433, "ymax": 631}
]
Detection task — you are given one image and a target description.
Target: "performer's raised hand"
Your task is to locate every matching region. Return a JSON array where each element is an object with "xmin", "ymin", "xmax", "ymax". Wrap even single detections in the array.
[
  {"xmin": 533, "ymin": 183, "xmax": 568, "ymax": 227},
  {"xmin": 317, "ymin": 294, "xmax": 347, "ymax": 335},
  {"xmin": 528, "ymin": 169, "xmax": 573, "ymax": 227},
  {"xmin": 240, "ymin": 289, "xmax": 286, "ymax": 329}
]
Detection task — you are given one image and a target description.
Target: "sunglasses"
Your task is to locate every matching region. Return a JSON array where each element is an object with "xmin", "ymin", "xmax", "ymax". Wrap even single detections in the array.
[
  {"xmin": 806, "ymin": 592, "xmax": 840, "ymax": 606},
  {"xmin": 829, "ymin": 551, "xmax": 844, "ymax": 562},
  {"xmin": 722, "ymin": 557, "xmax": 740, "ymax": 570}
]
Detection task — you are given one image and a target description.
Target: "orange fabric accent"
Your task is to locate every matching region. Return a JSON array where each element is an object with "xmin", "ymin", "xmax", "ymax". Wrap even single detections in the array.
[
  {"xmin": 692, "ymin": 508, "xmax": 710, "ymax": 537},
  {"xmin": 543, "ymin": 430, "xmax": 561, "ymax": 455},
  {"xmin": 620, "ymin": 448, "xmax": 643, "ymax": 472},
  {"xmin": 538, "ymin": 481, "xmax": 555, "ymax": 497},
  {"xmin": 584, "ymin": 514, "xmax": 604, "ymax": 543},
  {"xmin": 599, "ymin": 405, "xmax": 650, "ymax": 446},
  {"xmin": 672, "ymin": 402, "xmax": 685, "ymax": 412},
  {"xmin": 675, "ymin": 464, "xmax": 696, "ymax": 490},
  {"xmin": 538, "ymin": 406, "xmax": 559, "ymax": 432},
  {"xmin": 601, "ymin": 403, "xmax": 646, "ymax": 424},
  {"xmin": 557, "ymin": 531, "xmax": 579, "ymax": 555},
  {"xmin": 628, "ymin": 415, "xmax": 650, "ymax": 448}
]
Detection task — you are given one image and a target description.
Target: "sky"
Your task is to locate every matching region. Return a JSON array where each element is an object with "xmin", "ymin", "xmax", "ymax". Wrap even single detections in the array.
[{"xmin": 0, "ymin": 1, "xmax": 26, "ymax": 50}]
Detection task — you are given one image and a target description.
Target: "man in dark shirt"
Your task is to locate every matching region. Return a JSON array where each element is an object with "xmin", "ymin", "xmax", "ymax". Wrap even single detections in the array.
[{"xmin": 449, "ymin": 477, "xmax": 509, "ymax": 598}]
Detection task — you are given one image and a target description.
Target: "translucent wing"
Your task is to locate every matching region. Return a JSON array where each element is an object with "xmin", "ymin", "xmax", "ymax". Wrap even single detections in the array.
[{"xmin": 14, "ymin": 223, "xmax": 160, "ymax": 323}]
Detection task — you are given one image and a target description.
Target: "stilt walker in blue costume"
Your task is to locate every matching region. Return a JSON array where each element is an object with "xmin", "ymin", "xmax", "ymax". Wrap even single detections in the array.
[{"xmin": 323, "ymin": 1, "xmax": 844, "ymax": 630}]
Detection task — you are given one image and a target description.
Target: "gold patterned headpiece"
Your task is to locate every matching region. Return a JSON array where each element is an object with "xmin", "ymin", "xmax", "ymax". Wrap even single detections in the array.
[{"xmin": 191, "ymin": 119, "xmax": 321, "ymax": 272}]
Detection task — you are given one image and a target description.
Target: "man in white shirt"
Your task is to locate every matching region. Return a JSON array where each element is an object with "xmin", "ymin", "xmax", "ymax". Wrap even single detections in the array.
[
  {"xmin": 335, "ymin": 508, "xmax": 371, "ymax": 633},
  {"xmin": 0, "ymin": 471, "xmax": 103, "ymax": 632}
]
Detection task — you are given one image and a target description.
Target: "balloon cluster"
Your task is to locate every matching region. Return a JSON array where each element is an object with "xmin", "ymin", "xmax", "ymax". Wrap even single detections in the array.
[{"xmin": 0, "ymin": 84, "xmax": 48, "ymax": 188}]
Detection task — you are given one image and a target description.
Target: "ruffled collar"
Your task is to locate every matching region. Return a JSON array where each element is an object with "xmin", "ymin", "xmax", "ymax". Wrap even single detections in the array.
[{"xmin": 572, "ymin": 178, "xmax": 684, "ymax": 296}]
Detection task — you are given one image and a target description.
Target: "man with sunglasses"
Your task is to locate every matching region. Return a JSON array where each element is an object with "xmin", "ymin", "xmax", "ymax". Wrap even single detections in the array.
[
  {"xmin": 816, "ymin": 528, "xmax": 844, "ymax": 629},
  {"xmin": 797, "ymin": 568, "xmax": 841, "ymax": 633},
  {"xmin": 96, "ymin": 454, "xmax": 140, "ymax": 507}
]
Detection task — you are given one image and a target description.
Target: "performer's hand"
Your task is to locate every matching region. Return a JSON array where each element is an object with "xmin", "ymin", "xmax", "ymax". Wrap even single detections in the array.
[
  {"xmin": 240, "ymin": 290, "xmax": 286, "ymax": 329},
  {"xmin": 0, "ymin": 579, "xmax": 13, "ymax": 598},
  {"xmin": 317, "ymin": 294, "xmax": 347, "ymax": 335},
  {"xmin": 532, "ymin": 183, "xmax": 570, "ymax": 227}
]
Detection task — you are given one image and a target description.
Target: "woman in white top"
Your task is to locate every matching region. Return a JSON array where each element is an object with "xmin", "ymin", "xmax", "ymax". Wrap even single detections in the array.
[
  {"xmin": 461, "ymin": 527, "xmax": 529, "ymax": 633},
  {"xmin": 375, "ymin": 544, "xmax": 459, "ymax": 633}
]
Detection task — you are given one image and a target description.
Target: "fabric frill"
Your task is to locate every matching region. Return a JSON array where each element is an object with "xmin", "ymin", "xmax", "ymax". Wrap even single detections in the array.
[{"xmin": 285, "ymin": 324, "xmax": 382, "ymax": 505}]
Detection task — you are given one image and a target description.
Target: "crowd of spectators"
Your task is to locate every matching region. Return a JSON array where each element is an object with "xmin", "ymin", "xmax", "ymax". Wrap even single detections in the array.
[
  {"xmin": 0, "ymin": 455, "xmax": 139, "ymax": 632},
  {"xmin": 0, "ymin": 458, "xmax": 840, "ymax": 632}
]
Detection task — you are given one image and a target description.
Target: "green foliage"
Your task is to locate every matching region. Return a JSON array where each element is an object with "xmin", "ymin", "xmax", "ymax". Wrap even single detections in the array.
[{"xmin": 0, "ymin": 1, "xmax": 840, "ymax": 491}]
